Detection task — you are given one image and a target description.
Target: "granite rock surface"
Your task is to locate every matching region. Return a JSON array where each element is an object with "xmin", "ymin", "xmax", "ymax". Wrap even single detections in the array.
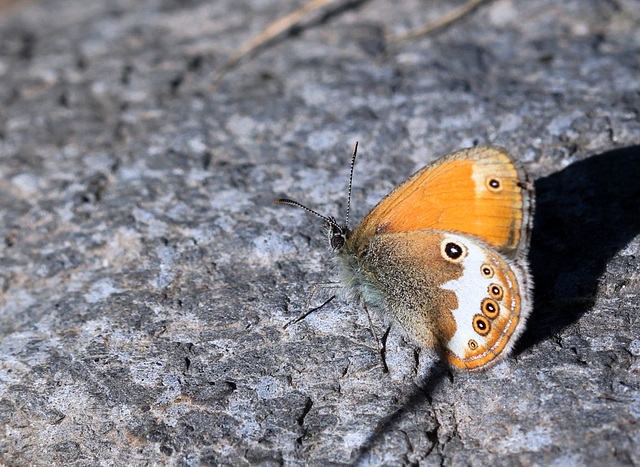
[{"xmin": 1, "ymin": 0, "xmax": 639, "ymax": 465}]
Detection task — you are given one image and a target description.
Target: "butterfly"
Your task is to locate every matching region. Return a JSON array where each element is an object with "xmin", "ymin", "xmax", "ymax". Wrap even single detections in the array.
[{"xmin": 276, "ymin": 143, "xmax": 534, "ymax": 371}]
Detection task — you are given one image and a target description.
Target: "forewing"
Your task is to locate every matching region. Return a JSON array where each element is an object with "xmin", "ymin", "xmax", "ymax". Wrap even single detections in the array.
[{"xmin": 351, "ymin": 146, "xmax": 533, "ymax": 259}]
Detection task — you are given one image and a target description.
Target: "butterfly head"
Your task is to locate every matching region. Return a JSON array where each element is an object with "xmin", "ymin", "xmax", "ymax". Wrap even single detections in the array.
[{"xmin": 326, "ymin": 217, "xmax": 349, "ymax": 251}]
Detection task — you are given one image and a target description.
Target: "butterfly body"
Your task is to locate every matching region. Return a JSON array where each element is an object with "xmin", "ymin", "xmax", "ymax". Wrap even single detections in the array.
[{"xmin": 278, "ymin": 145, "xmax": 534, "ymax": 371}]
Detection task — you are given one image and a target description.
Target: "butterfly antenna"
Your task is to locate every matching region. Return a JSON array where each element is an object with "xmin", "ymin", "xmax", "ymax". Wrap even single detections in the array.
[
  {"xmin": 274, "ymin": 198, "xmax": 338, "ymax": 226},
  {"xmin": 345, "ymin": 141, "xmax": 358, "ymax": 230}
]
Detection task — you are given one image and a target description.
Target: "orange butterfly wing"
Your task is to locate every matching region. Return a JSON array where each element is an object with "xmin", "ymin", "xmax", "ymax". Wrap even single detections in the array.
[{"xmin": 350, "ymin": 146, "xmax": 533, "ymax": 258}]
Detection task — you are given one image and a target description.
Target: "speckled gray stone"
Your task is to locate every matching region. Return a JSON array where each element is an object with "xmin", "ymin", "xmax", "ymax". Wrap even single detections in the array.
[{"xmin": 1, "ymin": 0, "xmax": 639, "ymax": 465}]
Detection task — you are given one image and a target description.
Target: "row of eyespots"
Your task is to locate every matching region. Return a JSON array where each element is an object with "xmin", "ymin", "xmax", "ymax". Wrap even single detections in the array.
[
  {"xmin": 472, "ymin": 264, "xmax": 505, "ymax": 337},
  {"xmin": 443, "ymin": 243, "xmax": 506, "ymax": 349}
]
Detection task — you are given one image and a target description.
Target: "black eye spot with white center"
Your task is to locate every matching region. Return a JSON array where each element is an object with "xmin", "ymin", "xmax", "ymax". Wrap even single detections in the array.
[
  {"xmin": 486, "ymin": 177, "xmax": 503, "ymax": 192},
  {"xmin": 473, "ymin": 314, "xmax": 491, "ymax": 336},
  {"xmin": 468, "ymin": 339, "xmax": 478, "ymax": 350},
  {"xmin": 481, "ymin": 264, "xmax": 494, "ymax": 278},
  {"xmin": 440, "ymin": 240, "xmax": 467, "ymax": 264},
  {"xmin": 481, "ymin": 298, "xmax": 500, "ymax": 319},
  {"xmin": 488, "ymin": 284, "xmax": 504, "ymax": 300}
]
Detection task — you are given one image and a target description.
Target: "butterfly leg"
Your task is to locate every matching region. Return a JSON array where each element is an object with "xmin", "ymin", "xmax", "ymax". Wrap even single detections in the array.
[
  {"xmin": 282, "ymin": 282, "xmax": 340, "ymax": 329},
  {"xmin": 361, "ymin": 299, "xmax": 389, "ymax": 373}
]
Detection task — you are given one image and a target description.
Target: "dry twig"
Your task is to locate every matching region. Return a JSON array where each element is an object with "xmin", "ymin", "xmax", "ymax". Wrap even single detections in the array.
[{"xmin": 215, "ymin": 0, "xmax": 491, "ymax": 77}]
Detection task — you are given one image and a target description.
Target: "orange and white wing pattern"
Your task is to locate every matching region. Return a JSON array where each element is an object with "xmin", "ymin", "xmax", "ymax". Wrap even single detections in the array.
[{"xmin": 350, "ymin": 146, "xmax": 533, "ymax": 259}]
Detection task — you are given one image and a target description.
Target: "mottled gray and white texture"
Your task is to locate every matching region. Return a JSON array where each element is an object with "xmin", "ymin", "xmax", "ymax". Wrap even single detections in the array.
[{"xmin": 1, "ymin": 0, "xmax": 639, "ymax": 465}]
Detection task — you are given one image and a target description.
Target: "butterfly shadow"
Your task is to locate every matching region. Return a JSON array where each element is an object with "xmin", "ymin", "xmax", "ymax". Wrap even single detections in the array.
[
  {"xmin": 515, "ymin": 144, "xmax": 640, "ymax": 355},
  {"xmin": 353, "ymin": 145, "xmax": 640, "ymax": 462},
  {"xmin": 352, "ymin": 362, "xmax": 450, "ymax": 465}
]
